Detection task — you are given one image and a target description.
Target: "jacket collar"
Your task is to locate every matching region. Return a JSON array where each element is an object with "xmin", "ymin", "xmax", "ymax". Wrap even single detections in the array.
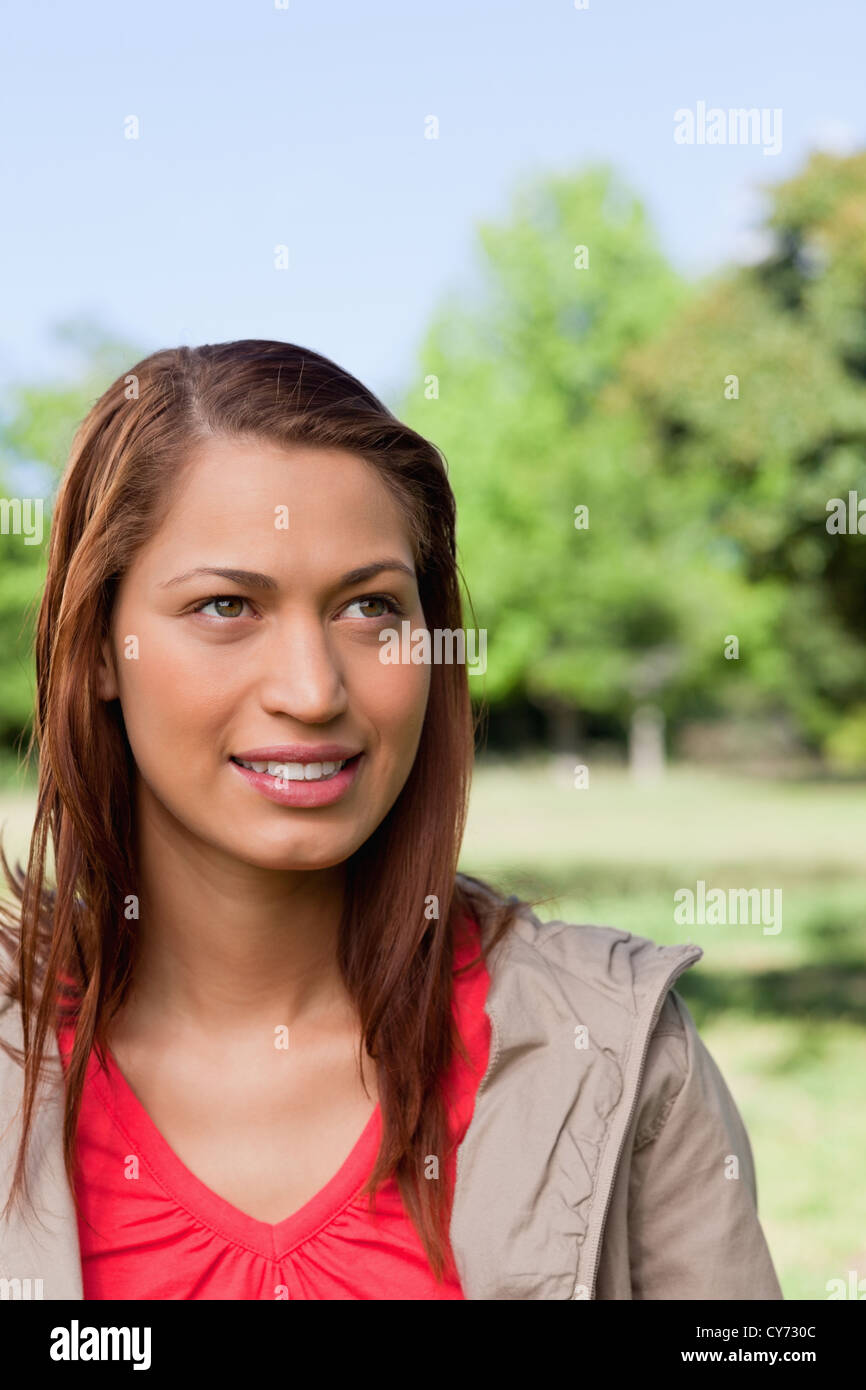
[{"xmin": 449, "ymin": 907, "xmax": 702, "ymax": 1298}]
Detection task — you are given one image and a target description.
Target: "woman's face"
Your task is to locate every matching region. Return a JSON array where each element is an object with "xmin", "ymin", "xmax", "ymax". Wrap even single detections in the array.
[{"xmin": 98, "ymin": 435, "xmax": 432, "ymax": 872}]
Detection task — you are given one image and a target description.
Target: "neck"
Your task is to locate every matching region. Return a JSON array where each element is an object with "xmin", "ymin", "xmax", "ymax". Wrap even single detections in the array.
[{"xmin": 114, "ymin": 785, "xmax": 352, "ymax": 1046}]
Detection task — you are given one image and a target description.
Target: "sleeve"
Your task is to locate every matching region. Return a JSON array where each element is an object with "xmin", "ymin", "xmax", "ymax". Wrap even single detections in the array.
[{"xmin": 626, "ymin": 989, "xmax": 784, "ymax": 1300}]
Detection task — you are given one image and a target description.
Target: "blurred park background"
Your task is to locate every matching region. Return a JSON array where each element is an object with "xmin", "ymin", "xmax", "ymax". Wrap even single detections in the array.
[{"xmin": 1, "ymin": 0, "xmax": 864, "ymax": 1300}]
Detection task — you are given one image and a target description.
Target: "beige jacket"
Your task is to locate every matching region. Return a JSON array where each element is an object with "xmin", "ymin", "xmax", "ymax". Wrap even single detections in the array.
[{"xmin": 0, "ymin": 894, "xmax": 783, "ymax": 1300}]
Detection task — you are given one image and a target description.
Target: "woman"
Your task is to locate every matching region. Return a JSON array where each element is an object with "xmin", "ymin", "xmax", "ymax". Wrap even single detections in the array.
[{"xmin": 0, "ymin": 340, "xmax": 782, "ymax": 1300}]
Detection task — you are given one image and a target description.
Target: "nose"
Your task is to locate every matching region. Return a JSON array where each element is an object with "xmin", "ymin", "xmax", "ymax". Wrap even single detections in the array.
[{"xmin": 254, "ymin": 612, "xmax": 350, "ymax": 725}]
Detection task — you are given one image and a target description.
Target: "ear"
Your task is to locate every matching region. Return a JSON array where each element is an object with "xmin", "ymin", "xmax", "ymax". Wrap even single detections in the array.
[{"xmin": 95, "ymin": 635, "xmax": 119, "ymax": 702}]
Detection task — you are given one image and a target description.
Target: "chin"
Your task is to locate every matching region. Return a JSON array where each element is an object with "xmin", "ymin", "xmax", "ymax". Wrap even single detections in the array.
[{"xmin": 231, "ymin": 838, "xmax": 358, "ymax": 874}]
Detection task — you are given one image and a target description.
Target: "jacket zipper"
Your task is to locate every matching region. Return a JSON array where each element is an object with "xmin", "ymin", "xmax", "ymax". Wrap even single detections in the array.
[
  {"xmin": 453, "ymin": 917, "xmax": 508, "ymax": 1193},
  {"xmin": 577, "ymin": 946, "xmax": 703, "ymax": 1300},
  {"xmin": 453, "ymin": 1000, "xmax": 500, "ymax": 1193}
]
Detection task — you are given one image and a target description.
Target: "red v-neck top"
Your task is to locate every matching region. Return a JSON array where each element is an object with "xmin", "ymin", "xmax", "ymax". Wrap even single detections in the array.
[{"xmin": 56, "ymin": 913, "xmax": 491, "ymax": 1300}]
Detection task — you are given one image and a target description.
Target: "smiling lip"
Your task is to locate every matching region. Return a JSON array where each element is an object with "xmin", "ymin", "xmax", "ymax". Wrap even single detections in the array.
[
  {"xmin": 229, "ymin": 749, "xmax": 363, "ymax": 808},
  {"xmin": 231, "ymin": 745, "xmax": 363, "ymax": 762}
]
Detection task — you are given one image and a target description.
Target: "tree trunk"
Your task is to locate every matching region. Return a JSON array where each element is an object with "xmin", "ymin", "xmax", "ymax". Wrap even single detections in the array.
[
  {"xmin": 629, "ymin": 703, "xmax": 665, "ymax": 780},
  {"xmin": 542, "ymin": 698, "xmax": 581, "ymax": 757}
]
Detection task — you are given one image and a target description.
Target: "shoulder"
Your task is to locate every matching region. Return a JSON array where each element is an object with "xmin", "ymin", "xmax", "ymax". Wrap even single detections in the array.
[
  {"xmin": 456, "ymin": 871, "xmax": 703, "ymax": 1021},
  {"xmin": 632, "ymin": 988, "xmax": 696, "ymax": 1146},
  {"xmin": 0, "ymin": 942, "xmax": 21, "ymax": 1037},
  {"xmin": 464, "ymin": 890, "xmax": 771, "ymax": 1230},
  {"xmin": 455, "ymin": 872, "xmax": 708, "ymax": 1142},
  {"xmin": 0, "ymin": 988, "xmax": 26, "ymax": 1074}
]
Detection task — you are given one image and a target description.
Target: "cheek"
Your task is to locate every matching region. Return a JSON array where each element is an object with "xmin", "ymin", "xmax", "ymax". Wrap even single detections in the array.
[
  {"xmin": 113, "ymin": 621, "xmax": 235, "ymax": 748},
  {"xmin": 359, "ymin": 657, "xmax": 431, "ymax": 753}
]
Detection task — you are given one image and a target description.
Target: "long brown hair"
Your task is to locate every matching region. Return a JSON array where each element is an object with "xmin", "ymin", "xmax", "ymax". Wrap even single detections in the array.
[{"xmin": 0, "ymin": 340, "xmax": 543, "ymax": 1282}]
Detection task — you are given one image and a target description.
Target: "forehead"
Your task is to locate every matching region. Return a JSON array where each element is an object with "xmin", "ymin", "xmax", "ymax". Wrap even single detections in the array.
[
  {"xmin": 137, "ymin": 436, "xmax": 417, "ymax": 573},
  {"xmin": 173, "ymin": 435, "xmax": 405, "ymax": 517}
]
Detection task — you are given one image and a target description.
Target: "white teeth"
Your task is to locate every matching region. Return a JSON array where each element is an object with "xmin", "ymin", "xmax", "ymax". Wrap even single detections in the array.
[{"xmin": 236, "ymin": 758, "xmax": 346, "ymax": 781}]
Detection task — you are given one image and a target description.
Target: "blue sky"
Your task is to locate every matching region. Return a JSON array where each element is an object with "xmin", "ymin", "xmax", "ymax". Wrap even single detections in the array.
[{"xmin": 1, "ymin": 0, "xmax": 863, "ymax": 404}]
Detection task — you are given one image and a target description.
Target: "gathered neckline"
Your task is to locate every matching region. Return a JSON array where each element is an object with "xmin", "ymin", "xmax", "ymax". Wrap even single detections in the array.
[{"xmin": 86, "ymin": 1043, "xmax": 384, "ymax": 1260}]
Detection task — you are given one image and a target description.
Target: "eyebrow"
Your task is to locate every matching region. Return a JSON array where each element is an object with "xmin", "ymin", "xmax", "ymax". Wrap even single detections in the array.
[{"xmin": 159, "ymin": 559, "xmax": 417, "ymax": 591}]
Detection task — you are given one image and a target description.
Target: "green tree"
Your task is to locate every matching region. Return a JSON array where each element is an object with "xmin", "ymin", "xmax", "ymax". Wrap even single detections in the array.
[
  {"xmin": 0, "ymin": 320, "xmax": 144, "ymax": 747},
  {"xmin": 621, "ymin": 150, "xmax": 866, "ymax": 763},
  {"xmin": 399, "ymin": 165, "xmax": 761, "ymax": 767}
]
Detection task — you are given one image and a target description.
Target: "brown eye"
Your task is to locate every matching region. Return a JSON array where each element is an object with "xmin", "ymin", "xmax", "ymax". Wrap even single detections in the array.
[
  {"xmin": 357, "ymin": 597, "xmax": 387, "ymax": 618},
  {"xmin": 344, "ymin": 594, "xmax": 403, "ymax": 619},
  {"xmin": 195, "ymin": 596, "xmax": 248, "ymax": 619}
]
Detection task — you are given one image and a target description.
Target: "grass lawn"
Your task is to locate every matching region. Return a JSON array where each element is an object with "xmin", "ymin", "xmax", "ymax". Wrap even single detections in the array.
[{"xmin": 460, "ymin": 755, "xmax": 866, "ymax": 1301}]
